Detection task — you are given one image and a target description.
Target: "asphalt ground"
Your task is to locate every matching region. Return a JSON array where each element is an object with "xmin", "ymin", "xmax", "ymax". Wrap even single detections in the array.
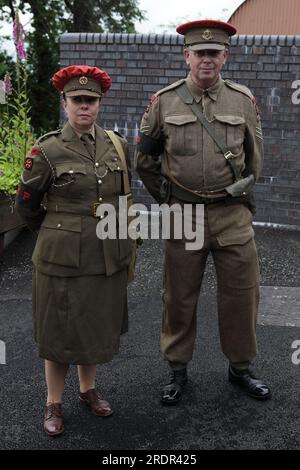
[{"xmin": 0, "ymin": 226, "xmax": 299, "ymax": 451}]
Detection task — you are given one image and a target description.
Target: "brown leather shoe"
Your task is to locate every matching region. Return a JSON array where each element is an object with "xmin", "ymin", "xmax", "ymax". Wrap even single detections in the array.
[
  {"xmin": 79, "ymin": 388, "xmax": 113, "ymax": 417},
  {"xmin": 44, "ymin": 403, "xmax": 64, "ymax": 437}
]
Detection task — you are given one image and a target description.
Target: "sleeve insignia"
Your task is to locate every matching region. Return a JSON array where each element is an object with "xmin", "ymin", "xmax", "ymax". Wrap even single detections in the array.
[
  {"xmin": 29, "ymin": 147, "xmax": 39, "ymax": 156},
  {"xmin": 24, "ymin": 157, "xmax": 34, "ymax": 171},
  {"xmin": 145, "ymin": 95, "xmax": 156, "ymax": 113},
  {"xmin": 251, "ymin": 96, "xmax": 261, "ymax": 121}
]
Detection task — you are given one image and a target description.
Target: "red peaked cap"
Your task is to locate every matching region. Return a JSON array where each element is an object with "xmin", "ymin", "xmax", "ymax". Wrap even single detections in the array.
[
  {"xmin": 176, "ymin": 20, "xmax": 236, "ymax": 36},
  {"xmin": 51, "ymin": 65, "xmax": 112, "ymax": 94}
]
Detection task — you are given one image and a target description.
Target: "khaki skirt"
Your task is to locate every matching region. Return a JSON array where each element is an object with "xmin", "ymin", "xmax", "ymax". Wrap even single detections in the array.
[{"xmin": 32, "ymin": 269, "xmax": 128, "ymax": 365}]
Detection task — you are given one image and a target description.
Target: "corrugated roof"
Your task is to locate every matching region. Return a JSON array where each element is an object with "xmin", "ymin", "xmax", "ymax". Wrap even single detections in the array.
[{"xmin": 228, "ymin": 0, "xmax": 300, "ymax": 34}]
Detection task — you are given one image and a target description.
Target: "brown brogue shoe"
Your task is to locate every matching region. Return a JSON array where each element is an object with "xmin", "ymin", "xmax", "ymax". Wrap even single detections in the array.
[
  {"xmin": 79, "ymin": 388, "xmax": 113, "ymax": 417},
  {"xmin": 44, "ymin": 403, "xmax": 64, "ymax": 437}
]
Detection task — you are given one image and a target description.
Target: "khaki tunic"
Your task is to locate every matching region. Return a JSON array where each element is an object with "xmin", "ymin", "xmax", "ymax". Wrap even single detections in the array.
[
  {"xmin": 135, "ymin": 74, "xmax": 264, "ymax": 365},
  {"xmin": 16, "ymin": 122, "xmax": 132, "ymax": 364}
]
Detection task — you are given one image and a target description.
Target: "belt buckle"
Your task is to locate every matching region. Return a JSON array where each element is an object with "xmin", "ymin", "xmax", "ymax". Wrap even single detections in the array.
[
  {"xmin": 93, "ymin": 203, "xmax": 100, "ymax": 217},
  {"xmin": 224, "ymin": 151, "xmax": 234, "ymax": 160}
]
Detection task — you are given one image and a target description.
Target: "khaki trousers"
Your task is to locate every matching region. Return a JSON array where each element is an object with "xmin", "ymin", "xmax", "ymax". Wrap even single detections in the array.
[{"xmin": 161, "ymin": 203, "xmax": 260, "ymax": 365}]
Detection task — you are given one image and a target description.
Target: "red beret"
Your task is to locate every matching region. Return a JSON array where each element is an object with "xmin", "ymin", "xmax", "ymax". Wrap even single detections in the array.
[
  {"xmin": 51, "ymin": 65, "xmax": 112, "ymax": 96},
  {"xmin": 176, "ymin": 20, "xmax": 236, "ymax": 51}
]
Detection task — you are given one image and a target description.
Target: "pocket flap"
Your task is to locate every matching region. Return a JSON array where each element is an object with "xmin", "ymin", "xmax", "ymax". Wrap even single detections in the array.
[
  {"xmin": 55, "ymin": 162, "xmax": 87, "ymax": 177},
  {"xmin": 165, "ymin": 114, "xmax": 197, "ymax": 126},
  {"xmin": 41, "ymin": 213, "xmax": 82, "ymax": 232},
  {"xmin": 214, "ymin": 115, "xmax": 246, "ymax": 126},
  {"xmin": 105, "ymin": 159, "xmax": 125, "ymax": 172}
]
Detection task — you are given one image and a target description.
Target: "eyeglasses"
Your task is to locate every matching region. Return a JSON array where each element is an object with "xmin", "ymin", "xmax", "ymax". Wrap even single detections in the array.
[{"xmin": 190, "ymin": 50, "xmax": 224, "ymax": 58}]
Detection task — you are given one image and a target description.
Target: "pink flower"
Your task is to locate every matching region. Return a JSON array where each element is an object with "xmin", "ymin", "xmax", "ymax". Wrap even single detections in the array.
[
  {"xmin": 13, "ymin": 11, "xmax": 26, "ymax": 62},
  {"xmin": 3, "ymin": 73, "xmax": 13, "ymax": 96},
  {"xmin": 17, "ymin": 41, "xmax": 26, "ymax": 61}
]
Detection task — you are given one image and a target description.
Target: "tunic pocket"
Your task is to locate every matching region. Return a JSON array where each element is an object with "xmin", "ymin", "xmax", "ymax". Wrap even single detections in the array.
[
  {"xmin": 213, "ymin": 114, "xmax": 246, "ymax": 154},
  {"xmin": 164, "ymin": 114, "xmax": 198, "ymax": 156},
  {"xmin": 103, "ymin": 158, "xmax": 124, "ymax": 195},
  {"xmin": 54, "ymin": 161, "xmax": 87, "ymax": 198},
  {"xmin": 35, "ymin": 213, "xmax": 82, "ymax": 268}
]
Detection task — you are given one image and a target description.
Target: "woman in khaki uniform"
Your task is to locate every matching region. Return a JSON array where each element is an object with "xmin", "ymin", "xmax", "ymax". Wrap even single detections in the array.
[{"xmin": 16, "ymin": 65, "xmax": 133, "ymax": 436}]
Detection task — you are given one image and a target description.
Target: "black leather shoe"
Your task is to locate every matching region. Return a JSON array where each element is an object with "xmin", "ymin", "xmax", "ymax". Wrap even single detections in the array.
[
  {"xmin": 161, "ymin": 368, "xmax": 188, "ymax": 405},
  {"xmin": 229, "ymin": 365, "xmax": 272, "ymax": 400}
]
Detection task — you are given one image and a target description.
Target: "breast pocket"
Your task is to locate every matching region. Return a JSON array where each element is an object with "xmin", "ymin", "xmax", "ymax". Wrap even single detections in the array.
[
  {"xmin": 54, "ymin": 162, "xmax": 87, "ymax": 198},
  {"xmin": 164, "ymin": 114, "xmax": 198, "ymax": 156},
  {"xmin": 213, "ymin": 115, "xmax": 246, "ymax": 155},
  {"xmin": 103, "ymin": 159, "xmax": 125, "ymax": 195}
]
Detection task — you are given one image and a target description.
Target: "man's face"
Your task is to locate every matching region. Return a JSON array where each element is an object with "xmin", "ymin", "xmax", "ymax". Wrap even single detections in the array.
[
  {"xmin": 184, "ymin": 48, "xmax": 228, "ymax": 89},
  {"xmin": 62, "ymin": 95, "xmax": 101, "ymax": 131}
]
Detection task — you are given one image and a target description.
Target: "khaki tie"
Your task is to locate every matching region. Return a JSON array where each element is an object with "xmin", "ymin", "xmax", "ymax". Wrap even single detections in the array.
[{"xmin": 81, "ymin": 133, "xmax": 95, "ymax": 158}]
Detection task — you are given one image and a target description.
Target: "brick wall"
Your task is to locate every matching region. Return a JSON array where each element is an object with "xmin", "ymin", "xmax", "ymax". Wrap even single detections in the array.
[{"xmin": 60, "ymin": 33, "xmax": 300, "ymax": 226}]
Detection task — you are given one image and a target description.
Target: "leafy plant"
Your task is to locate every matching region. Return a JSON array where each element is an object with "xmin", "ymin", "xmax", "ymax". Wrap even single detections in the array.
[{"xmin": 0, "ymin": 10, "xmax": 35, "ymax": 197}]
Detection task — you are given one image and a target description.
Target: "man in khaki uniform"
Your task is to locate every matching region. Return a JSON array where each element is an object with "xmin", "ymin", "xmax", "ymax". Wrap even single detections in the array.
[
  {"xmin": 16, "ymin": 65, "xmax": 133, "ymax": 436},
  {"xmin": 135, "ymin": 20, "xmax": 271, "ymax": 404}
]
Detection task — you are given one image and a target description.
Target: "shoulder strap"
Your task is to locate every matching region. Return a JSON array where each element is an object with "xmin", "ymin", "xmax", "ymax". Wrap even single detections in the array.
[
  {"xmin": 105, "ymin": 130, "xmax": 131, "ymax": 195},
  {"xmin": 156, "ymin": 78, "xmax": 187, "ymax": 97},
  {"xmin": 224, "ymin": 79, "xmax": 253, "ymax": 99},
  {"xmin": 175, "ymin": 83, "xmax": 241, "ymax": 182}
]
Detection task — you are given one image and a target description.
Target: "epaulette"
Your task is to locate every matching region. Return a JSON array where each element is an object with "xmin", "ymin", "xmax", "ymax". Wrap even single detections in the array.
[
  {"xmin": 224, "ymin": 80, "xmax": 253, "ymax": 100},
  {"xmin": 156, "ymin": 79, "xmax": 186, "ymax": 97},
  {"xmin": 37, "ymin": 128, "xmax": 62, "ymax": 144}
]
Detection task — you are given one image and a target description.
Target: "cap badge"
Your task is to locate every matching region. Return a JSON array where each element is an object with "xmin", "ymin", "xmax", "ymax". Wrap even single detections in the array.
[
  {"xmin": 79, "ymin": 76, "xmax": 88, "ymax": 85},
  {"xmin": 202, "ymin": 29, "xmax": 213, "ymax": 41}
]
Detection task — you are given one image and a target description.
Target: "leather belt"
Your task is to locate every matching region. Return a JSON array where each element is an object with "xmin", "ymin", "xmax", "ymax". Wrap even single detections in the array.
[
  {"xmin": 46, "ymin": 197, "xmax": 119, "ymax": 217},
  {"xmin": 170, "ymin": 182, "xmax": 228, "ymax": 204}
]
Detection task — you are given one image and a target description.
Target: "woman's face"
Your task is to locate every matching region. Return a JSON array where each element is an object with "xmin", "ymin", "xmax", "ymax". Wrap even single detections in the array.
[{"xmin": 62, "ymin": 95, "xmax": 101, "ymax": 132}]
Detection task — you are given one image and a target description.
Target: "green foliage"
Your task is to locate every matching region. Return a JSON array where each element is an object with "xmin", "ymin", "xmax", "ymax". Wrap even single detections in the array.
[
  {"xmin": 0, "ymin": 92, "xmax": 35, "ymax": 195},
  {"xmin": 0, "ymin": 0, "xmax": 146, "ymax": 134},
  {"xmin": 0, "ymin": 10, "xmax": 36, "ymax": 196},
  {"xmin": 65, "ymin": 0, "xmax": 146, "ymax": 33},
  {"xmin": 0, "ymin": 48, "xmax": 15, "ymax": 79}
]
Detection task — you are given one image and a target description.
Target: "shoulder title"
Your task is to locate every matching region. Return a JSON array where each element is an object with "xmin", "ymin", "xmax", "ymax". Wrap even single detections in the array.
[
  {"xmin": 112, "ymin": 130, "xmax": 124, "ymax": 139},
  {"xmin": 37, "ymin": 128, "xmax": 62, "ymax": 144},
  {"xmin": 224, "ymin": 80, "xmax": 253, "ymax": 100}
]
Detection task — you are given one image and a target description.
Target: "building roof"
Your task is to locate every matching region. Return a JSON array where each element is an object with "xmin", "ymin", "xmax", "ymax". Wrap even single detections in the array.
[{"xmin": 228, "ymin": 0, "xmax": 300, "ymax": 35}]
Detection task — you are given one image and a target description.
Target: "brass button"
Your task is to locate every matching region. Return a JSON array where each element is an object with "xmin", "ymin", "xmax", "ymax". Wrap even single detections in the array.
[
  {"xmin": 98, "ymin": 197, "xmax": 103, "ymax": 202},
  {"xmin": 242, "ymin": 192, "xmax": 247, "ymax": 195},
  {"xmin": 98, "ymin": 179, "xmax": 102, "ymax": 184},
  {"xmin": 117, "ymin": 166, "xmax": 120, "ymax": 171},
  {"xmin": 69, "ymin": 169, "xmax": 74, "ymax": 174},
  {"xmin": 95, "ymin": 162, "xmax": 99, "ymax": 167},
  {"xmin": 57, "ymin": 223, "xmax": 62, "ymax": 228}
]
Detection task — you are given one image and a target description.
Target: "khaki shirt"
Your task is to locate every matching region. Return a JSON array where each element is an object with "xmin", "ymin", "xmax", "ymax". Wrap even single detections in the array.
[{"xmin": 135, "ymin": 74, "xmax": 263, "ymax": 201}]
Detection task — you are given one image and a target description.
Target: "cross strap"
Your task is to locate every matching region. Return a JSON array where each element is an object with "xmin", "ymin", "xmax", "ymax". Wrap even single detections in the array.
[
  {"xmin": 104, "ymin": 130, "xmax": 131, "ymax": 195},
  {"xmin": 175, "ymin": 83, "xmax": 241, "ymax": 182}
]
